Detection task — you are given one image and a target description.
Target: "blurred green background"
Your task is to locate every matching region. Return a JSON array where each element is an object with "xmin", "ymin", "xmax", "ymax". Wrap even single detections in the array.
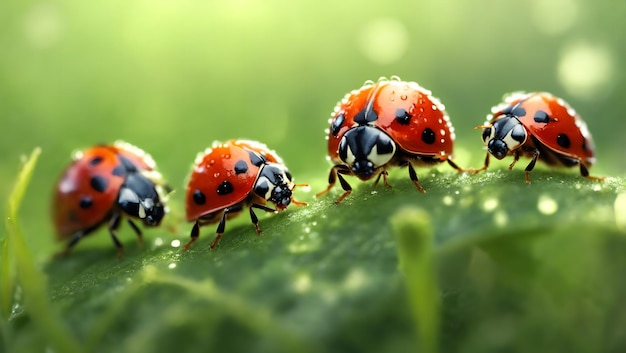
[{"xmin": 1, "ymin": 0, "xmax": 624, "ymax": 258}]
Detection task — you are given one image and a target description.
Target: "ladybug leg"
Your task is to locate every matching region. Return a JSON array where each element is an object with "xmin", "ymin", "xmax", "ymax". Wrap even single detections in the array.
[
  {"xmin": 126, "ymin": 219, "xmax": 143, "ymax": 249},
  {"xmin": 468, "ymin": 153, "xmax": 489, "ymax": 174},
  {"xmin": 445, "ymin": 157, "xmax": 465, "ymax": 173},
  {"xmin": 578, "ymin": 161, "xmax": 605, "ymax": 181},
  {"xmin": 315, "ymin": 165, "xmax": 352, "ymax": 204},
  {"xmin": 509, "ymin": 150, "xmax": 522, "ymax": 170},
  {"xmin": 523, "ymin": 150, "xmax": 540, "ymax": 184},
  {"xmin": 407, "ymin": 162, "xmax": 426, "ymax": 193},
  {"xmin": 373, "ymin": 171, "xmax": 391, "ymax": 188},
  {"xmin": 107, "ymin": 212, "xmax": 124, "ymax": 258},
  {"xmin": 209, "ymin": 205, "xmax": 243, "ymax": 249},
  {"xmin": 57, "ymin": 230, "xmax": 88, "ymax": 257},
  {"xmin": 249, "ymin": 203, "xmax": 278, "ymax": 235},
  {"xmin": 182, "ymin": 220, "xmax": 200, "ymax": 251}
]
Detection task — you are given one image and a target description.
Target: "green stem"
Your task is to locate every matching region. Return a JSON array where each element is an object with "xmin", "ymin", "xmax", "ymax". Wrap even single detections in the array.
[
  {"xmin": 5, "ymin": 148, "xmax": 82, "ymax": 353},
  {"xmin": 390, "ymin": 207, "xmax": 439, "ymax": 353}
]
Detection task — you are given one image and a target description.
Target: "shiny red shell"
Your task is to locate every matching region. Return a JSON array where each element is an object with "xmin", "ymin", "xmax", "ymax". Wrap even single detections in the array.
[
  {"xmin": 53, "ymin": 142, "xmax": 157, "ymax": 239},
  {"xmin": 490, "ymin": 92, "xmax": 596, "ymax": 165},
  {"xmin": 327, "ymin": 77, "xmax": 455, "ymax": 162},
  {"xmin": 185, "ymin": 140, "xmax": 276, "ymax": 221}
]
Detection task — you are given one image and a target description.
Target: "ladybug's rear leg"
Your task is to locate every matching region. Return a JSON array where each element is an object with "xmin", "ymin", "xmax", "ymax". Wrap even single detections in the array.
[
  {"xmin": 249, "ymin": 203, "xmax": 278, "ymax": 235},
  {"xmin": 578, "ymin": 161, "xmax": 605, "ymax": 182},
  {"xmin": 315, "ymin": 165, "xmax": 353, "ymax": 204},
  {"xmin": 107, "ymin": 212, "xmax": 125, "ymax": 258},
  {"xmin": 407, "ymin": 162, "xmax": 426, "ymax": 193}
]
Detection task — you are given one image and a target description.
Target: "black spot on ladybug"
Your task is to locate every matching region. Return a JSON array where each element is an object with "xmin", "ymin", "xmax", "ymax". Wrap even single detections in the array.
[
  {"xmin": 89, "ymin": 156, "xmax": 103, "ymax": 166},
  {"xmin": 331, "ymin": 114, "xmax": 345, "ymax": 136},
  {"xmin": 112, "ymin": 165, "xmax": 126, "ymax": 177},
  {"xmin": 353, "ymin": 101, "xmax": 378, "ymax": 125},
  {"xmin": 193, "ymin": 189, "xmax": 206, "ymax": 205},
  {"xmin": 511, "ymin": 104, "xmax": 526, "ymax": 117},
  {"xmin": 557, "ymin": 134, "xmax": 571, "ymax": 149},
  {"xmin": 534, "ymin": 110, "xmax": 550, "ymax": 123},
  {"xmin": 248, "ymin": 150, "xmax": 265, "ymax": 167},
  {"xmin": 217, "ymin": 180, "xmax": 234, "ymax": 195},
  {"xmin": 421, "ymin": 128, "xmax": 436, "ymax": 145},
  {"xmin": 582, "ymin": 139, "xmax": 589, "ymax": 151},
  {"xmin": 90, "ymin": 176, "xmax": 108, "ymax": 193},
  {"xmin": 234, "ymin": 160, "xmax": 249, "ymax": 174},
  {"xmin": 395, "ymin": 108, "xmax": 411, "ymax": 125},
  {"xmin": 79, "ymin": 196, "xmax": 93, "ymax": 209}
]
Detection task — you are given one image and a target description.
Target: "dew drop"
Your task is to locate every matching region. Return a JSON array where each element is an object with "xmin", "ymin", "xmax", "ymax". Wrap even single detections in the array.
[
  {"xmin": 170, "ymin": 239, "xmax": 181, "ymax": 248},
  {"xmin": 168, "ymin": 263, "xmax": 177, "ymax": 269}
]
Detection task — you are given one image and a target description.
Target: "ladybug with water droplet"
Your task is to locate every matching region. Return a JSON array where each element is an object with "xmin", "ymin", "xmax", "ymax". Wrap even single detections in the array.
[
  {"xmin": 474, "ymin": 92, "xmax": 604, "ymax": 183},
  {"xmin": 316, "ymin": 76, "xmax": 464, "ymax": 203},
  {"xmin": 184, "ymin": 139, "xmax": 307, "ymax": 250},
  {"xmin": 53, "ymin": 141, "xmax": 169, "ymax": 257}
]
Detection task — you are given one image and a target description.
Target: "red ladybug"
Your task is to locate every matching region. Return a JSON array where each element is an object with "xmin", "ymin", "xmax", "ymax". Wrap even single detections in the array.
[
  {"xmin": 53, "ymin": 141, "xmax": 169, "ymax": 257},
  {"xmin": 184, "ymin": 139, "xmax": 307, "ymax": 250},
  {"xmin": 316, "ymin": 76, "xmax": 463, "ymax": 203},
  {"xmin": 475, "ymin": 92, "xmax": 604, "ymax": 183}
]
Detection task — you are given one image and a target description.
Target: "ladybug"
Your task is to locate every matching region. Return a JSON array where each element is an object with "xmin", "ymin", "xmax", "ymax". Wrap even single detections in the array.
[
  {"xmin": 53, "ymin": 141, "xmax": 169, "ymax": 257},
  {"xmin": 316, "ymin": 76, "xmax": 463, "ymax": 203},
  {"xmin": 475, "ymin": 92, "xmax": 604, "ymax": 183},
  {"xmin": 184, "ymin": 139, "xmax": 307, "ymax": 250}
]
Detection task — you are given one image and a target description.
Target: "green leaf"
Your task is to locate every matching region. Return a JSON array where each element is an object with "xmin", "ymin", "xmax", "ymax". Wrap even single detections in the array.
[{"xmin": 6, "ymin": 166, "xmax": 626, "ymax": 353}]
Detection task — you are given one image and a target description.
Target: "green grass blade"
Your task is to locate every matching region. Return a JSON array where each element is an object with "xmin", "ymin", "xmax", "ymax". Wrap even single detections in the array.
[
  {"xmin": 391, "ymin": 207, "xmax": 439, "ymax": 353},
  {"xmin": 5, "ymin": 148, "xmax": 82, "ymax": 353}
]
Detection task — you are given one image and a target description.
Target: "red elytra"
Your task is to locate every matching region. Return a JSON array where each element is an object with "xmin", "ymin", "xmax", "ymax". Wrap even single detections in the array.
[
  {"xmin": 184, "ymin": 140, "xmax": 307, "ymax": 250},
  {"xmin": 476, "ymin": 92, "xmax": 603, "ymax": 183},
  {"xmin": 317, "ymin": 76, "xmax": 463, "ymax": 203},
  {"xmin": 53, "ymin": 141, "xmax": 168, "ymax": 257}
]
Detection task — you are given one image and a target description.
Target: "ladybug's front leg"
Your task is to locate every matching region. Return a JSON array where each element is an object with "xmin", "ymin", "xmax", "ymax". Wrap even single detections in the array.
[
  {"xmin": 126, "ymin": 219, "xmax": 143, "ymax": 249},
  {"xmin": 523, "ymin": 150, "xmax": 541, "ymax": 184},
  {"xmin": 373, "ymin": 171, "xmax": 391, "ymax": 188},
  {"xmin": 315, "ymin": 165, "xmax": 353, "ymax": 204},
  {"xmin": 249, "ymin": 203, "xmax": 278, "ymax": 235}
]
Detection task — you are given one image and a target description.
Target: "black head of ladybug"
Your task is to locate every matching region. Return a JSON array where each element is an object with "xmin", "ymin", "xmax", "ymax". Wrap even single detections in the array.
[
  {"xmin": 253, "ymin": 163, "xmax": 295, "ymax": 209},
  {"xmin": 482, "ymin": 115, "xmax": 527, "ymax": 160},
  {"xmin": 117, "ymin": 171, "xmax": 166, "ymax": 226},
  {"xmin": 338, "ymin": 125, "xmax": 396, "ymax": 180}
]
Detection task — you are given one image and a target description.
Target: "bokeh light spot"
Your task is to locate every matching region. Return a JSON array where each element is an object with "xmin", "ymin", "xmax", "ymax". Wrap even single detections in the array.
[
  {"xmin": 530, "ymin": 0, "xmax": 578, "ymax": 35},
  {"xmin": 357, "ymin": 18, "xmax": 409, "ymax": 65},
  {"xmin": 558, "ymin": 42, "xmax": 614, "ymax": 100},
  {"xmin": 23, "ymin": 3, "xmax": 64, "ymax": 49}
]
